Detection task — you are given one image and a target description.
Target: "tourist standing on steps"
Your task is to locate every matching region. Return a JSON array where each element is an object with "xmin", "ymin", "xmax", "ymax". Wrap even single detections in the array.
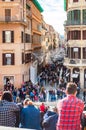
[{"xmin": 56, "ymin": 82, "xmax": 84, "ymax": 130}]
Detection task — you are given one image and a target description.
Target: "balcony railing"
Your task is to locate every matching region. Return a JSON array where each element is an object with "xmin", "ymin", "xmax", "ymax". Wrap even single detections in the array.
[
  {"xmin": 64, "ymin": 20, "xmax": 86, "ymax": 26},
  {"xmin": 64, "ymin": 58, "xmax": 86, "ymax": 65},
  {"xmin": 64, "ymin": 20, "xmax": 81, "ymax": 26},
  {"xmin": 0, "ymin": 16, "xmax": 26, "ymax": 23},
  {"xmin": 82, "ymin": 59, "xmax": 86, "ymax": 64}
]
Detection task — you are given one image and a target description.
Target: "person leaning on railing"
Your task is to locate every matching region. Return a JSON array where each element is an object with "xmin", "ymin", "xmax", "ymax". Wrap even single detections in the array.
[{"xmin": 0, "ymin": 91, "xmax": 20, "ymax": 127}]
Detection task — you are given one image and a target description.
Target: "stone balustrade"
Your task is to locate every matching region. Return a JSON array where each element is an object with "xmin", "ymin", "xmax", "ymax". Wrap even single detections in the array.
[{"xmin": 0, "ymin": 126, "xmax": 35, "ymax": 130}]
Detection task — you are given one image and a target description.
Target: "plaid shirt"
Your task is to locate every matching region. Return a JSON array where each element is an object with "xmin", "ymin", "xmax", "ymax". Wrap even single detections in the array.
[
  {"xmin": 0, "ymin": 100, "xmax": 20, "ymax": 127},
  {"xmin": 56, "ymin": 95, "xmax": 84, "ymax": 130}
]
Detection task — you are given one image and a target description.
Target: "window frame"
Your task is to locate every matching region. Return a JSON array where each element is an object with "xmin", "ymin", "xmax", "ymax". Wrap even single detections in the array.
[
  {"xmin": 73, "ymin": 0, "xmax": 78, "ymax": 2},
  {"xmin": 2, "ymin": 30, "xmax": 14, "ymax": 43},
  {"xmin": 2, "ymin": 53, "xmax": 15, "ymax": 65}
]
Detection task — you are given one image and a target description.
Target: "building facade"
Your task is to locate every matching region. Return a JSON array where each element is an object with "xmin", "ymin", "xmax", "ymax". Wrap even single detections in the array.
[
  {"xmin": 64, "ymin": 0, "xmax": 86, "ymax": 88},
  {"xmin": 0, "ymin": 0, "xmax": 43, "ymax": 89},
  {"xmin": 27, "ymin": 0, "xmax": 43, "ymax": 51}
]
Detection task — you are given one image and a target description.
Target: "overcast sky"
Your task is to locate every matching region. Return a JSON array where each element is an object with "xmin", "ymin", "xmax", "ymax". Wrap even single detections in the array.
[{"xmin": 38, "ymin": 0, "xmax": 67, "ymax": 35}]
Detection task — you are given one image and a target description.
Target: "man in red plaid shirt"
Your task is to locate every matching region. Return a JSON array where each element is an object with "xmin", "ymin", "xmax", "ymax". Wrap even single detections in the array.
[{"xmin": 56, "ymin": 82, "xmax": 84, "ymax": 130}]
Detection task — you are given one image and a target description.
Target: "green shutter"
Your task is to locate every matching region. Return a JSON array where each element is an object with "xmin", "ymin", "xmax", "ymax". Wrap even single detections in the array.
[
  {"xmin": 72, "ymin": 11, "xmax": 74, "ymax": 24},
  {"xmin": 83, "ymin": 9, "xmax": 86, "ymax": 24},
  {"xmin": 64, "ymin": 0, "xmax": 67, "ymax": 11}
]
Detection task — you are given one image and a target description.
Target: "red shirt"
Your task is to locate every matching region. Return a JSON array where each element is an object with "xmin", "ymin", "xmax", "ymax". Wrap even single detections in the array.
[
  {"xmin": 56, "ymin": 95, "xmax": 84, "ymax": 130},
  {"xmin": 39, "ymin": 104, "xmax": 46, "ymax": 112}
]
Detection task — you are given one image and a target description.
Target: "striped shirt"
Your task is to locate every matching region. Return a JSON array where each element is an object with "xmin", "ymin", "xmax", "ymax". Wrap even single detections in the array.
[{"xmin": 56, "ymin": 95, "xmax": 84, "ymax": 130}]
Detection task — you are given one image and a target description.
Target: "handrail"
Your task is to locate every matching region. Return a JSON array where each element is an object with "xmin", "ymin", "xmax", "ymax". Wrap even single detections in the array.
[{"xmin": 0, "ymin": 126, "xmax": 36, "ymax": 130}]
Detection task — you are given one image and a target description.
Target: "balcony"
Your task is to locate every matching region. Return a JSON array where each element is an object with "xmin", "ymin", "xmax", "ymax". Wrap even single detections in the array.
[
  {"xmin": 64, "ymin": 20, "xmax": 86, "ymax": 27},
  {"xmin": 64, "ymin": 58, "xmax": 86, "ymax": 66},
  {"xmin": 0, "ymin": 16, "xmax": 27, "ymax": 25},
  {"xmin": 82, "ymin": 59, "xmax": 86, "ymax": 64},
  {"xmin": 1, "ymin": 0, "xmax": 22, "ymax": 2},
  {"xmin": 64, "ymin": 20, "xmax": 81, "ymax": 26},
  {"xmin": 82, "ymin": 21, "xmax": 86, "ymax": 25}
]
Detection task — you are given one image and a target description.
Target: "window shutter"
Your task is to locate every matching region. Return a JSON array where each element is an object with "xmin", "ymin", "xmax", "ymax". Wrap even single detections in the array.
[
  {"xmin": 71, "ymin": 48, "xmax": 73, "ymax": 58},
  {"xmin": 11, "ymin": 31, "xmax": 14, "ymax": 43},
  {"xmin": 25, "ymin": 33, "xmax": 27, "ymax": 43},
  {"xmin": 2, "ymin": 54, "xmax": 6, "ymax": 65},
  {"xmin": 2, "ymin": 31, "xmax": 5, "ymax": 43},
  {"xmin": 11, "ymin": 53, "xmax": 15, "ymax": 65},
  {"xmin": 78, "ymin": 31, "xmax": 81, "ymax": 40},
  {"xmin": 22, "ymin": 52, "xmax": 24, "ymax": 64},
  {"xmin": 67, "ymin": 47, "xmax": 70, "ymax": 58},
  {"xmin": 83, "ymin": 48, "xmax": 85, "ymax": 59},
  {"xmin": 21, "ymin": 32, "xmax": 24, "ymax": 43},
  {"xmin": 83, "ymin": 30, "xmax": 86, "ymax": 39},
  {"xmin": 79, "ymin": 48, "xmax": 81, "ymax": 59}
]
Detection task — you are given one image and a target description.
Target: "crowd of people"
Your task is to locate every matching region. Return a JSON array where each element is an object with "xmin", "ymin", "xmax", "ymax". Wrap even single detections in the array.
[
  {"xmin": 0, "ymin": 61, "xmax": 85, "ymax": 130},
  {"xmin": 2, "ymin": 62, "xmax": 81, "ymax": 104},
  {"xmin": 0, "ymin": 82, "xmax": 86, "ymax": 130}
]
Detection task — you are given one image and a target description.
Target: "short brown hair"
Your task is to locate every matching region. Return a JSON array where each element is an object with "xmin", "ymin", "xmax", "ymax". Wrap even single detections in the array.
[
  {"xmin": 66, "ymin": 82, "xmax": 77, "ymax": 94},
  {"xmin": 1, "ymin": 91, "xmax": 12, "ymax": 102}
]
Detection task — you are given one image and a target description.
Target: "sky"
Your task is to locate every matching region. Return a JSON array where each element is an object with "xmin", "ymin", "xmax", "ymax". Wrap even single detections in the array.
[{"xmin": 38, "ymin": 0, "xmax": 67, "ymax": 36}]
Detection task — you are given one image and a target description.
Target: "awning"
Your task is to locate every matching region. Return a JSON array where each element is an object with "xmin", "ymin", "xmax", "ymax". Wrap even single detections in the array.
[
  {"xmin": 33, "ymin": 0, "xmax": 44, "ymax": 12},
  {"xmin": 64, "ymin": 0, "xmax": 67, "ymax": 11},
  {"xmin": 72, "ymin": 74, "xmax": 79, "ymax": 78}
]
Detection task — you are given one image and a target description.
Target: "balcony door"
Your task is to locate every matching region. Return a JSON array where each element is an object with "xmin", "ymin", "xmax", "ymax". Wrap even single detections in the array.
[{"xmin": 5, "ymin": 9, "xmax": 11, "ymax": 22}]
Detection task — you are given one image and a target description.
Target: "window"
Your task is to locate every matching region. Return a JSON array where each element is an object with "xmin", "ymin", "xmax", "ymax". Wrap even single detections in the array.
[
  {"xmin": 25, "ymin": 53, "xmax": 31, "ymax": 63},
  {"xmin": 25, "ymin": 34, "xmax": 31, "ymax": 43},
  {"xmin": 3, "ymin": 76, "xmax": 14, "ymax": 85},
  {"xmin": 73, "ymin": 48, "xmax": 79, "ymax": 58},
  {"xmin": 2, "ymin": 31, "xmax": 14, "ymax": 43},
  {"xmin": 71, "ymin": 47, "xmax": 81, "ymax": 59},
  {"xmin": 22, "ymin": 53, "xmax": 31, "ymax": 64},
  {"xmin": 73, "ymin": 0, "xmax": 78, "ymax": 2},
  {"xmin": 67, "ymin": 10, "xmax": 80, "ymax": 25},
  {"xmin": 67, "ymin": 30, "xmax": 81, "ymax": 40},
  {"xmin": 33, "ymin": 34, "xmax": 41, "ymax": 44},
  {"xmin": 5, "ymin": 9, "xmax": 11, "ymax": 22},
  {"xmin": 74, "ymin": 10, "xmax": 80, "ymax": 22},
  {"xmin": 2, "ymin": 53, "xmax": 15, "ymax": 65}
]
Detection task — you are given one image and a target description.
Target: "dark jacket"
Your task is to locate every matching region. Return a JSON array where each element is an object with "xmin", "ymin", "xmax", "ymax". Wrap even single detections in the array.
[
  {"xmin": 42, "ymin": 113, "xmax": 58, "ymax": 130},
  {"xmin": 43, "ymin": 110, "xmax": 56, "ymax": 119},
  {"xmin": 20, "ymin": 105, "xmax": 42, "ymax": 130}
]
